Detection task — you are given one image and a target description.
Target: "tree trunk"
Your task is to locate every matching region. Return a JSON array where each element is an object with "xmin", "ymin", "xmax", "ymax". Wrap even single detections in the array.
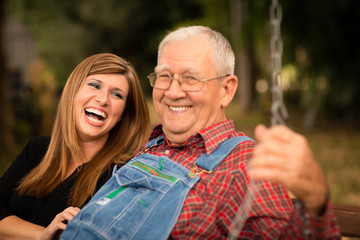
[
  {"xmin": 0, "ymin": 0, "xmax": 16, "ymax": 164},
  {"xmin": 230, "ymin": 0, "xmax": 253, "ymax": 112}
]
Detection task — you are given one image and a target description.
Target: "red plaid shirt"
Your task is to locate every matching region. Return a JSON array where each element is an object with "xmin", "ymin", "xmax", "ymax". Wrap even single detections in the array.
[{"xmin": 138, "ymin": 120, "xmax": 340, "ymax": 239}]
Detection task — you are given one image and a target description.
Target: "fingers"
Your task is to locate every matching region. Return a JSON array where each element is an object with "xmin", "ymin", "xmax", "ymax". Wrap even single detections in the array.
[
  {"xmin": 63, "ymin": 206, "xmax": 81, "ymax": 218},
  {"xmin": 54, "ymin": 207, "xmax": 80, "ymax": 230},
  {"xmin": 254, "ymin": 124, "xmax": 267, "ymax": 141},
  {"xmin": 251, "ymin": 124, "xmax": 313, "ymax": 180},
  {"xmin": 250, "ymin": 124, "xmax": 328, "ymax": 215},
  {"xmin": 251, "ymin": 125, "xmax": 299, "ymax": 170},
  {"xmin": 40, "ymin": 207, "xmax": 81, "ymax": 240},
  {"xmin": 255, "ymin": 124, "xmax": 295, "ymax": 143}
]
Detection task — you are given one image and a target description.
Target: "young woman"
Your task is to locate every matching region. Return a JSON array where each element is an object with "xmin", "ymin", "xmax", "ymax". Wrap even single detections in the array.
[{"xmin": 0, "ymin": 53, "xmax": 150, "ymax": 239}]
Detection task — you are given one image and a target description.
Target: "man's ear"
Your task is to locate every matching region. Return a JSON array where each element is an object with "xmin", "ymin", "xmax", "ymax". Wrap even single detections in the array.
[{"xmin": 220, "ymin": 74, "xmax": 238, "ymax": 108}]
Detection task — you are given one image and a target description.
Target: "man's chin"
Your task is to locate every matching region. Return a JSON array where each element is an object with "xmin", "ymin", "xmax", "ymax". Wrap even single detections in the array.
[{"xmin": 162, "ymin": 126, "xmax": 196, "ymax": 144}]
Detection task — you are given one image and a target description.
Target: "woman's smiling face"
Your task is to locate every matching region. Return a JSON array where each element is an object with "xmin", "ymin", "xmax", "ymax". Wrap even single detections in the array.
[{"xmin": 74, "ymin": 73, "xmax": 129, "ymax": 144}]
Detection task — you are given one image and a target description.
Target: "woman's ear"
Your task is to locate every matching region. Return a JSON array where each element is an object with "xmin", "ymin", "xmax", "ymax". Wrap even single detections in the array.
[{"xmin": 220, "ymin": 74, "xmax": 238, "ymax": 108}]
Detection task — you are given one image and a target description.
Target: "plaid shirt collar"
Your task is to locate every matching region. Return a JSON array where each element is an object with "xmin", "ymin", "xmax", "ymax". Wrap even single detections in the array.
[{"xmin": 148, "ymin": 119, "xmax": 237, "ymax": 155}]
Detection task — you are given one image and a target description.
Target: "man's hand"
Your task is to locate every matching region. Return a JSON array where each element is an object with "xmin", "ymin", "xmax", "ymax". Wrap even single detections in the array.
[{"xmin": 249, "ymin": 124, "xmax": 328, "ymax": 216}]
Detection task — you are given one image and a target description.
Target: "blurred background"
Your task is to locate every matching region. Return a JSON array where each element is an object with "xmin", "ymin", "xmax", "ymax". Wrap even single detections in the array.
[{"xmin": 0, "ymin": 0, "xmax": 359, "ymax": 207}]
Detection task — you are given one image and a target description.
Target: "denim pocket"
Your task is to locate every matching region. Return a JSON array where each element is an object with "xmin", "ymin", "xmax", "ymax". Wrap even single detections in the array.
[{"xmin": 117, "ymin": 160, "xmax": 179, "ymax": 193}]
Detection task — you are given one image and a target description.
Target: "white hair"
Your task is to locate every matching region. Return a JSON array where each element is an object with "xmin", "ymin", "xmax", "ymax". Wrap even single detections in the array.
[{"xmin": 158, "ymin": 26, "xmax": 235, "ymax": 75}]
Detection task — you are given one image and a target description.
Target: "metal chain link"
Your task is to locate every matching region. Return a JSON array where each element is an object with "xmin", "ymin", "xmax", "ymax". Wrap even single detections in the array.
[
  {"xmin": 227, "ymin": 1, "xmax": 288, "ymax": 239},
  {"xmin": 270, "ymin": 0, "xmax": 288, "ymax": 125}
]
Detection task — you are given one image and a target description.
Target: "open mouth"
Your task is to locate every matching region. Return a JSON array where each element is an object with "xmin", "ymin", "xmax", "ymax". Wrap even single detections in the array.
[{"xmin": 85, "ymin": 108, "xmax": 107, "ymax": 123}]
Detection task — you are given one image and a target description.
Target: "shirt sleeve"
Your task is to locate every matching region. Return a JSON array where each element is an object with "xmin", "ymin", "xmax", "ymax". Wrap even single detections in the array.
[
  {"xmin": 231, "ymin": 180, "xmax": 341, "ymax": 239},
  {"xmin": 228, "ymin": 138, "xmax": 341, "ymax": 239},
  {"xmin": 281, "ymin": 198, "xmax": 341, "ymax": 239},
  {"xmin": 0, "ymin": 137, "xmax": 49, "ymax": 221}
]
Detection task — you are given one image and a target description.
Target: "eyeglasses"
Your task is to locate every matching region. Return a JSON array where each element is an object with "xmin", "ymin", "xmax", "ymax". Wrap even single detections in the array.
[{"xmin": 148, "ymin": 72, "xmax": 230, "ymax": 92}]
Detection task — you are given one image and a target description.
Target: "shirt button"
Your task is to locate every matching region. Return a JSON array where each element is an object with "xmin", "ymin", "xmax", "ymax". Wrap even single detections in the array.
[{"xmin": 164, "ymin": 150, "xmax": 170, "ymax": 154}]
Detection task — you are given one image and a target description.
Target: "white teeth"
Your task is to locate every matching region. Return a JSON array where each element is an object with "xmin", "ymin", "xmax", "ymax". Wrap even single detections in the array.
[
  {"xmin": 85, "ymin": 108, "xmax": 106, "ymax": 118},
  {"xmin": 87, "ymin": 115, "xmax": 104, "ymax": 123},
  {"xmin": 169, "ymin": 106, "xmax": 190, "ymax": 112}
]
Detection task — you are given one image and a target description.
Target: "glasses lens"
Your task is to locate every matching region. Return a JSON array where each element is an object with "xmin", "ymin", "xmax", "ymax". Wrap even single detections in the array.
[
  {"xmin": 154, "ymin": 73, "xmax": 171, "ymax": 89},
  {"xmin": 149, "ymin": 73, "xmax": 156, "ymax": 87},
  {"xmin": 181, "ymin": 74, "xmax": 203, "ymax": 91},
  {"xmin": 149, "ymin": 72, "xmax": 205, "ymax": 92}
]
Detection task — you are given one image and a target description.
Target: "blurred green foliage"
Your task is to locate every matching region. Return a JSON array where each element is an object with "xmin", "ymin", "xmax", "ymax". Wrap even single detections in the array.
[
  {"xmin": 5, "ymin": 0, "xmax": 203, "ymax": 92},
  {"xmin": 6, "ymin": 0, "xmax": 360, "ymax": 118},
  {"xmin": 2, "ymin": 1, "xmax": 360, "ymax": 203}
]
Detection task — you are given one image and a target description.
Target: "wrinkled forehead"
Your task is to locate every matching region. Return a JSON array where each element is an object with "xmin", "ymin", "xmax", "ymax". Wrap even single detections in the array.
[
  {"xmin": 154, "ymin": 64, "xmax": 203, "ymax": 76},
  {"xmin": 155, "ymin": 39, "xmax": 216, "ymax": 76}
]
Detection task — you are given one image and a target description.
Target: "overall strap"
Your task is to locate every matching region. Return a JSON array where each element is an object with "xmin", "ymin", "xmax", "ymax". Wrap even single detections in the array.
[
  {"xmin": 196, "ymin": 136, "xmax": 254, "ymax": 171},
  {"xmin": 146, "ymin": 135, "xmax": 165, "ymax": 148}
]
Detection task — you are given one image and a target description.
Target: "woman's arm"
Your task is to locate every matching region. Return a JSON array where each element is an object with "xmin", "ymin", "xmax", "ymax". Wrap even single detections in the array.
[
  {"xmin": 0, "ymin": 215, "xmax": 44, "ymax": 240},
  {"xmin": 0, "ymin": 207, "xmax": 80, "ymax": 240},
  {"xmin": 0, "ymin": 137, "xmax": 49, "ymax": 222}
]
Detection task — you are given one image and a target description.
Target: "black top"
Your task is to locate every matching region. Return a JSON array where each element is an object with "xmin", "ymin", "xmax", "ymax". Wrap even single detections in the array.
[{"xmin": 0, "ymin": 136, "xmax": 113, "ymax": 227}]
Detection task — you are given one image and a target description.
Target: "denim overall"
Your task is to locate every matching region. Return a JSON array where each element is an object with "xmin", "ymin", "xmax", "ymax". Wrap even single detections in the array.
[{"xmin": 61, "ymin": 135, "xmax": 252, "ymax": 240}]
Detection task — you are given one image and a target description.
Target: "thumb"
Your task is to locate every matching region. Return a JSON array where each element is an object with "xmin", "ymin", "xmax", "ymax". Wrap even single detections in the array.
[{"xmin": 254, "ymin": 124, "xmax": 268, "ymax": 141}]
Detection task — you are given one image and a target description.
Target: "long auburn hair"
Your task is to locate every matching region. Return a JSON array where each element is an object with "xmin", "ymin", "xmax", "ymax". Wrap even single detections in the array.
[{"xmin": 17, "ymin": 53, "xmax": 150, "ymax": 207}]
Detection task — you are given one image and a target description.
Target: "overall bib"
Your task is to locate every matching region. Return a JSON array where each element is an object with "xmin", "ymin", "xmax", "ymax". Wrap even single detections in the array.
[{"xmin": 61, "ymin": 135, "xmax": 252, "ymax": 240}]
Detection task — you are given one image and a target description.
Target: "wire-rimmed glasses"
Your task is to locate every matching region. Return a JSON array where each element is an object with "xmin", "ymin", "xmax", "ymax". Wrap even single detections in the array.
[{"xmin": 148, "ymin": 72, "xmax": 230, "ymax": 92}]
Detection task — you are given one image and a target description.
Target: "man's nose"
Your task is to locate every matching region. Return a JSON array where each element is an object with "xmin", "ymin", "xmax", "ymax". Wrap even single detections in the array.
[{"xmin": 164, "ymin": 77, "xmax": 186, "ymax": 98}]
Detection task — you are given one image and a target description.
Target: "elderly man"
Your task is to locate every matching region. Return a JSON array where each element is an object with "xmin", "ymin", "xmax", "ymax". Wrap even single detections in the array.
[{"xmin": 61, "ymin": 26, "xmax": 340, "ymax": 239}]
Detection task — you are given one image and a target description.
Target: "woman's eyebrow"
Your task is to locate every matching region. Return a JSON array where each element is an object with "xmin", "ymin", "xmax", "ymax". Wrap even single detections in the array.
[{"xmin": 87, "ymin": 78, "xmax": 102, "ymax": 83}]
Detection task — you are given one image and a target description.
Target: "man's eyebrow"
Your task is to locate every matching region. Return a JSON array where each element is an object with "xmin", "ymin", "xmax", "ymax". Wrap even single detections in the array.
[
  {"xmin": 155, "ymin": 65, "xmax": 200, "ymax": 75},
  {"xmin": 155, "ymin": 64, "xmax": 170, "ymax": 72}
]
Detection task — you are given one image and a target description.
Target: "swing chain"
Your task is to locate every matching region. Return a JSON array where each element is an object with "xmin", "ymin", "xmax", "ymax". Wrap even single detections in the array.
[
  {"xmin": 270, "ymin": 0, "xmax": 288, "ymax": 126},
  {"xmin": 227, "ymin": 2, "xmax": 289, "ymax": 239}
]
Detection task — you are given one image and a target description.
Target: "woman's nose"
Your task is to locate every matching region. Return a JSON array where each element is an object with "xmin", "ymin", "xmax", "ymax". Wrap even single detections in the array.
[{"xmin": 95, "ymin": 91, "xmax": 110, "ymax": 105}]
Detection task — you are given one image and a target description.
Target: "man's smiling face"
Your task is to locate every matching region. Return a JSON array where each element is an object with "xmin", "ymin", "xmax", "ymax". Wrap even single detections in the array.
[{"xmin": 152, "ymin": 34, "xmax": 226, "ymax": 145}]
